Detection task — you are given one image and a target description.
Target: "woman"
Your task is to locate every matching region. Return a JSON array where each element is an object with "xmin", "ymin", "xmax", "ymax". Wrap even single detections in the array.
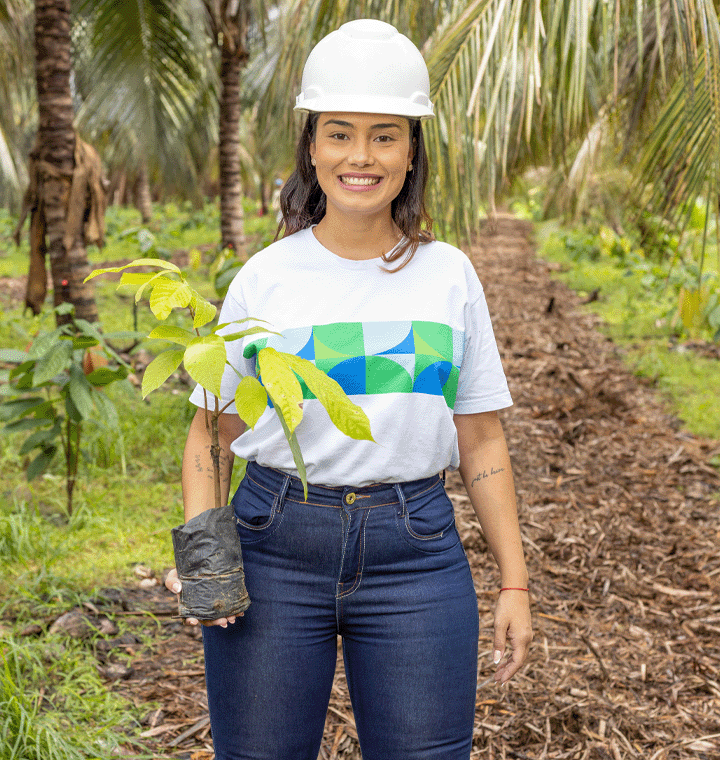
[{"xmin": 168, "ymin": 18, "xmax": 532, "ymax": 760}]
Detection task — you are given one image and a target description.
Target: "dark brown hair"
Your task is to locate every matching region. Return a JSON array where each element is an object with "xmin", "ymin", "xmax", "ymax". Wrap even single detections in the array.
[{"xmin": 276, "ymin": 113, "xmax": 434, "ymax": 270}]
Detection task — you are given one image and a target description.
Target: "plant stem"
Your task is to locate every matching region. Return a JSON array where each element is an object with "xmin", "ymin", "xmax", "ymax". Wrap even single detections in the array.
[{"xmin": 210, "ymin": 396, "xmax": 222, "ymax": 510}]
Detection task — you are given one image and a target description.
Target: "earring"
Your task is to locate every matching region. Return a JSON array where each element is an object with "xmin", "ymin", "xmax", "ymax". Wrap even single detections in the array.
[
  {"xmin": 311, "ymin": 157, "xmax": 316, "ymax": 166},
  {"xmin": 407, "ymin": 163, "xmax": 413, "ymax": 172}
]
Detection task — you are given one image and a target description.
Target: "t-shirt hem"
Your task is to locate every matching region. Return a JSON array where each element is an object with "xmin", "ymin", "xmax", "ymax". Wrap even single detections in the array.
[{"xmin": 452, "ymin": 395, "xmax": 513, "ymax": 414}]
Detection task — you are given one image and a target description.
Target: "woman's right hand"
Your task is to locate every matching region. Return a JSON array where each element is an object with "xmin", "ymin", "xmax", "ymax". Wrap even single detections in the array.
[{"xmin": 164, "ymin": 567, "xmax": 241, "ymax": 628}]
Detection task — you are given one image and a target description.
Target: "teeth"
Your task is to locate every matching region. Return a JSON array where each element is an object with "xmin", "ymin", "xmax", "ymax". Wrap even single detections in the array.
[{"xmin": 341, "ymin": 176, "xmax": 380, "ymax": 186}]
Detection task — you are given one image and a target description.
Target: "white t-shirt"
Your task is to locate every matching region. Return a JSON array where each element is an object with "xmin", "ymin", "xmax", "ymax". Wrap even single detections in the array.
[{"xmin": 189, "ymin": 227, "xmax": 512, "ymax": 486}]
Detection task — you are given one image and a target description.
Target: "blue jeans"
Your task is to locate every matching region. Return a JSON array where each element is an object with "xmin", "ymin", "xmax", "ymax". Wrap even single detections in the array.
[{"xmin": 202, "ymin": 462, "xmax": 479, "ymax": 760}]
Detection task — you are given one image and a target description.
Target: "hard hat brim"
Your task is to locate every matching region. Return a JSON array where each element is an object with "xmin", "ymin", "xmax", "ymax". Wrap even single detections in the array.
[{"xmin": 294, "ymin": 93, "xmax": 434, "ymax": 120}]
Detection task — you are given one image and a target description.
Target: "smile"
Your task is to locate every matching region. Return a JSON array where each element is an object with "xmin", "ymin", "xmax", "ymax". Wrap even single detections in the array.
[{"xmin": 340, "ymin": 175, "xmax": 381, "ymax": 186}]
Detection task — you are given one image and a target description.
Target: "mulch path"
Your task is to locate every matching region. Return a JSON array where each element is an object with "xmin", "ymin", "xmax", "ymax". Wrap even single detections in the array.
[{"xmin": 31, "ymin": 217, "xmax": 720, "ymax": 758}]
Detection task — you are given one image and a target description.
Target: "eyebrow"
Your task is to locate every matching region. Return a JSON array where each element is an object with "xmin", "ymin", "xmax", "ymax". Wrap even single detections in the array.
[{"xmin": 322, "ymin": 119, "xmax": 403, "ymax": 130}]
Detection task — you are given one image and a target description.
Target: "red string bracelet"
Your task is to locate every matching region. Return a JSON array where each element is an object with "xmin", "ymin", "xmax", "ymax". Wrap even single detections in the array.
[{"xmin": 500, "ymin": 587, "xmax": 529, "ymax": 593}]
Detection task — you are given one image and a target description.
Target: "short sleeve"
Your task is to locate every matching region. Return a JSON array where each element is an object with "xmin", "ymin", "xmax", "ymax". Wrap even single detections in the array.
[
  {"xmin": 187, "ymin": 288, "xmax": 256, "ymax": 412},
  {"xmin": 453, "ymin": 288, "xmax": 513, "ymax": 414}
]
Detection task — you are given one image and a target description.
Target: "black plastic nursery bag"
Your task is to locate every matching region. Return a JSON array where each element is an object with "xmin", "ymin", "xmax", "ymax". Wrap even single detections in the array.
[{"xmin": 171, "ymin": 504, "xmax": 251, "ymax": 620}]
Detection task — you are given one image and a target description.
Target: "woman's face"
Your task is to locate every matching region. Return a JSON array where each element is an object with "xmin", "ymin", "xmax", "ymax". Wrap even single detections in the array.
[{"xmin": 309, "ymin": 112, "xmax": 414, "ymax": 223}]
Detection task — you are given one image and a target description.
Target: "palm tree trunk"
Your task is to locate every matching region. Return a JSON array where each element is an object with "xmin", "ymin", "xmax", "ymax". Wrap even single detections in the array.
[
  {"xmin": 135, "ymin": 159, "xmax": 153, "ymax": 224},
  {"xmin": 218, "ymin": 43, "xmax": 245, "ymax": 253},
  {"xmin": 34, "ymin": 0, "xmax": 98, "ymax": 325}
]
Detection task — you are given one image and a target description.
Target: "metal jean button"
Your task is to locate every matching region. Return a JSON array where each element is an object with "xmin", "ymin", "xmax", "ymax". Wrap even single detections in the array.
[{"xmin": 344, "ymin": 492, "xmax": 356, "ymax": 505}]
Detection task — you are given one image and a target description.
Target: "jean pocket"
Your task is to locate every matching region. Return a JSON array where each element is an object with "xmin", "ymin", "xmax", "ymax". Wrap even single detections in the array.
[
  {"xmin": 232, "ymin": 475, "xmax": 284, "ymax": 544},
  {"xmin": 396, "ymin": 481, "xmax": 460, "ymax": 554}
]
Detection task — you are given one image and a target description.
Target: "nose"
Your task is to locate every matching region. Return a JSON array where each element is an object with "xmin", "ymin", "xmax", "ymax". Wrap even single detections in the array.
[{"xmin": 348, "ymin": 138, "xmax": 374, "ymax": 167}]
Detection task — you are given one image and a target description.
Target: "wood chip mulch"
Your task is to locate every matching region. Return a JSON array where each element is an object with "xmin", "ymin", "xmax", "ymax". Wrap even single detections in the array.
[{"xmin": 92, "ymin": 216, "xmax": 720, "ymax": 759}]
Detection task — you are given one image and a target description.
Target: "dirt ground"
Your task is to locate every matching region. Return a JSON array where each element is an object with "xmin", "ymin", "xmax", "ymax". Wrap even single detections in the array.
[{"xmin": 25, "ymin": 217, "xmax": 720, "ymax": 758}]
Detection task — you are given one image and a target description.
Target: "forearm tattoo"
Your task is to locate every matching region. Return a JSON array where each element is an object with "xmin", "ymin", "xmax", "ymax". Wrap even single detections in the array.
[
  {"xmin": 470, "ymin": 466, "xmax": 505, "ymax": 487},
  {"xmin": 194, "ymin": 449, "xmax": 232, "ymax": 484}
]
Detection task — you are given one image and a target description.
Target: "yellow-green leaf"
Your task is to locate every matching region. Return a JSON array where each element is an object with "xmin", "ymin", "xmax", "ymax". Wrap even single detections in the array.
[
  {"xmin": 184, "ymin": 335, "xmax": 227, "ymax": 398},
  {"xmin": 257, "ymin": 347, "xmax": 303, "ymax": 434},
  {"xmin": 147, "ymin": 325, "xmax": 196, "ymax": 346},
  {"xmin": 149, "ymin": 279, "xmax": 192, "ymax": 320},
  {"xmin": 84, "ymin": 258, "xmax": 181, "ymax": 282},
  {"xmin": 284, "ymin": 354, "xmax": 374, "ymax": 442},
  {"xmin": 190, "ymin": 290, "xmax": 217, "ymax": 329},
  {"xmin": 220, "ymin": 326, "xmax": 282, "ymax": 342},
  {"xmin": 142, "ymin": 349, "xmax": 184, "ymax": 398},
  {"xmin": 235, "ymin": 376, "xmax": 268, "ymax": 429},
  {"xmin": 135, "ymin": 271, "xmax": 174, "ymax": 303},
  {"xmin": 275, "ymin": 404, "xmax": 308, "ymax": 500}
]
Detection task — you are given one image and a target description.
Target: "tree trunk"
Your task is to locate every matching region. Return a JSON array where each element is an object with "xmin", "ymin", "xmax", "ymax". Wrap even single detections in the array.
[
  {"xmin": 135, "ymin": 159, "xmax": 153, "ymax": 224},
  {"xmin": 34, "ymin": 0, "xmax": 98, "ymax": 325},
  {"xmin": 219, "ymin": 43, "xmax": 245, "ymax": 253}
]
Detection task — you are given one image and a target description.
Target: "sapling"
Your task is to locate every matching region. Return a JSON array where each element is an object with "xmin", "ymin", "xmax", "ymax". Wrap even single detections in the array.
[
  {"xmin": 0, "ymin": 304, "xmax": 136, "ymax": 516},
  {"xmin": 85, "ymin": 258, "xmax": 373, "ymax": 618}
]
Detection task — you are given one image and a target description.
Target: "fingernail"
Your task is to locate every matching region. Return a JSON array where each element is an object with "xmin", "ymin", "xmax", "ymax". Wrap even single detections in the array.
[
  {"xmin": 493, "ymin": 650, "xmax": 502, "ymax": 664},
  {"xmin": 227, "ymin": 617, "xmax": 236, "ymax": 624},
  {"xmin": 172, "ymin": 582, "xmax": 181, "ymax": 594},
  {"xmin": 220, "ymin": 621, "xmax": 227, "ymax": 628},
  {"xmin": 188, "ymin": 618, "xmax": 198, "ymax": 626}
]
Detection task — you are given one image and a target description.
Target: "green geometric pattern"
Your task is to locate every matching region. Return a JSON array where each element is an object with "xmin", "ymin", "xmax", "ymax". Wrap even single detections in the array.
[{"xmin": 243, "ymin": 320, "xmax": 465, "ymax": 409}]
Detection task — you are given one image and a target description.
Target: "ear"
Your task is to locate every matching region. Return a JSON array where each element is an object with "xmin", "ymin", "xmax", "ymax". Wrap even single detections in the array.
[{"xmin": 309, "ymin": 141, "xmax": 316, "ymax": 160}]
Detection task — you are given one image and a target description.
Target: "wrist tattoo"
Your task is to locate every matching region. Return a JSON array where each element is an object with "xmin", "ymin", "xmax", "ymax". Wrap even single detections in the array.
[{"xmin": 470, "ymin": 466, "xmax": 505, "ymax": 487}]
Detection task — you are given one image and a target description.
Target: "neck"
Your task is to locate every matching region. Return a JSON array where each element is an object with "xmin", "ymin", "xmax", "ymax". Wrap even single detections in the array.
[{"xmin": 313, "ymin": 211, "xmax": 401, "ymax": 261}]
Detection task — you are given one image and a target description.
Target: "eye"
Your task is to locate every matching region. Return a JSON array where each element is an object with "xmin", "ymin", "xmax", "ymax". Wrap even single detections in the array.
[
  {"xmin": 329, "ymin": 132, "xmax": 349, "ymax": 140},
  {"xmin": 375, "ymin": 135, "xmax": 395, "ymax": 143}
]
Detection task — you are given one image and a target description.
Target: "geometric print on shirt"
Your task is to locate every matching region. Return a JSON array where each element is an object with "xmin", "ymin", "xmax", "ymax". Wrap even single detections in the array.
[{"xmin": 243, "ymin": 320, "xmax": 466, "ymax": 409}]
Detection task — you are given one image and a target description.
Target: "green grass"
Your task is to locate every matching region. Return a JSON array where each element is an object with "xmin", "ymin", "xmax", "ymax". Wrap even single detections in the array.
[
  {"xmin": 536, "ymin": 220, "xmax": 720, "ymax": 441},
  {"xmin": 1, "ymin": 635, "xmax": 143, "ymax": 759}
]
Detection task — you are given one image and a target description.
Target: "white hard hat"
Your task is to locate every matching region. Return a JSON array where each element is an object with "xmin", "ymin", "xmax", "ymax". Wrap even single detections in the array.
[{"xmin": 294, "ymin": 19, "xmax": 434, "ymax": 120}]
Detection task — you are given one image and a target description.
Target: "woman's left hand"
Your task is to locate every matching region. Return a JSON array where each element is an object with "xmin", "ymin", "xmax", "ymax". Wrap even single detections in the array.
[{"xmin": 491, "ymin": 590, "xmax": 533, "ymax": 684}]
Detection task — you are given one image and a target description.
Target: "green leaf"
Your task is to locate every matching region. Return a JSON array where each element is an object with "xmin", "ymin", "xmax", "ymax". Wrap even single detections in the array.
[
  {"xmin": 71, "ymin": 335, "xmax": 100, "ymax": 350},
  {"xmin": 0, "ymin": 397, "xmax": 47, "ymax": 422},
  {"xmin": 27, "ymin": 328, "xmax": 63, "ymax": 359},
  {"xmin": 68, "ymin": 365, "xmax": 95, "ymax": 420},
  {"xmin": 85, "ymin": 366, "xmax": 129, "ymax": 386},
  {"xmin": 147, "ymin": 325, "xmax": 196, "ymax": 346},
  {"xmin": 93, "ymin": 391, "xmax": 120, "ymax": 430},
  {"xmin": 235, "ymin": 376, "xmax": 268, "ymax": 430},
  {"xmin": 65, "ymin": 394, "xmax": 82, "ymax": 424},
  {"xmin": 84, "ymin": 258, "xmax": 181, "ymax": 282},
  {"xmin": 149, "ymin": 279, "xmax": 192, "ymax": 320},
  {"xmin": 189, "ymin": 290, "xmax": 217, "ymax": 328},
  {"xmin": 275, "ymin": 401, "xmax": 308, "ymax": 500},
  {"xmin": 283, "ymin": 354, "xmax": 374, "ymax": 442},
  {"xmin": 34, "ymin": 341, "xmax": 72, "ymax": 385},
  {"xmin": 0, "ymin": 349, "xmax": 30, "ymax": 364},
  {"xmin": 26, "ymin": 445, "xmax": 58, "ymax": 481},
  {"xmin": 257, "ymin": 348, "xmax": 304, "ymax": 434},
  {"xmin": 3, "ymin": 418, "xmax": 52, "ymax": 434},
  {"xmin": 141, "ymin": 349, "xmax": 185, "ymax": 398},
  {"xmin": 19, "ymin": 423, "xmax": 60, "ymax": 456},
  {"xmin": 183, "ymin": 336, "xmax": 226, "ymax": 399}
]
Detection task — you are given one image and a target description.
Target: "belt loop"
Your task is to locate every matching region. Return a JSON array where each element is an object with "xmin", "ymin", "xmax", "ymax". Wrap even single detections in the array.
[
  {"xmin": 393, "ymin": 483, "xmax": 407, "ymax": 517},
  {"xmin": 441, "ymin": 469, "xmax": 446, "ymax": 485},
  {"xmin": 276, "ymin": 473, "xmax": 291, "ymax": 514}
]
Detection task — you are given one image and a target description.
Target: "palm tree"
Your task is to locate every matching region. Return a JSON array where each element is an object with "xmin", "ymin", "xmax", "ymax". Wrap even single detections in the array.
[
  {"xmin": 74, "ymin": 0, "xmax": 215, "ymax": 222},
  {"xmin": 0, "ymin": 0, "xmax": 35, "ymax": 213},
  {"xmin": 27, "ymin": 0, "xmax": 99, "ymax": 323},
  {"xmin": 202, "ymin": 0, "xmax": 253, "ymax": 253},
  {"xmin": 262, "ymin": 0, "xmax": 720, "ymax": 251}
]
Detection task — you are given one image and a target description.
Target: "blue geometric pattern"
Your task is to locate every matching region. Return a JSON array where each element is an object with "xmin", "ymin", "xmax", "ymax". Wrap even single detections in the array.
[{"xmin": 244, "ymin": 320, "xmax": 465, "ymax": 408}]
